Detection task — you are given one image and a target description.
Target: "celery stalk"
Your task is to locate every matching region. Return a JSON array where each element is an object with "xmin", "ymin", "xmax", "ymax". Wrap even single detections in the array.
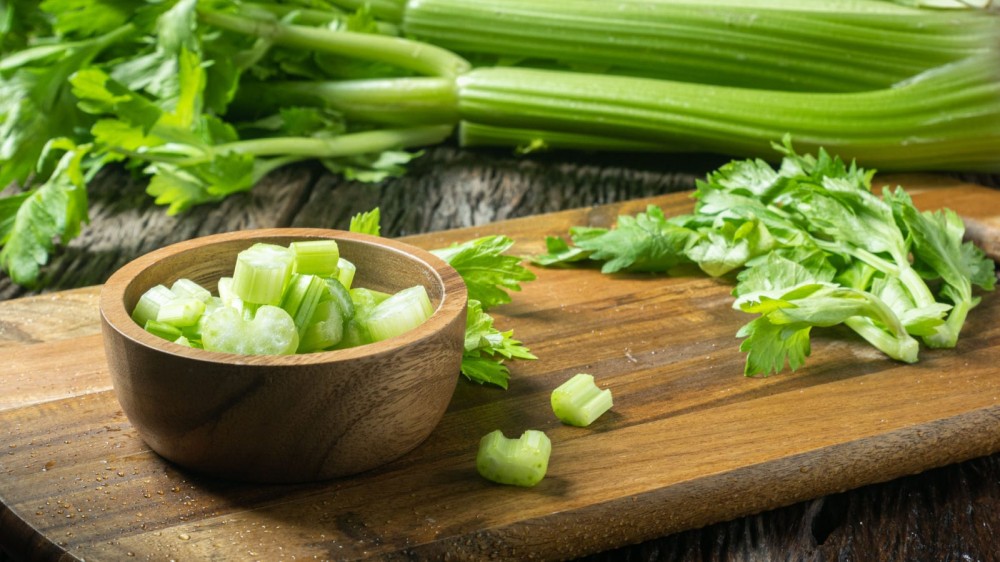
[
  {"xmin": 402, "ymin": 0, "xmax": 997, "ymax": 92},
  {"xmin": 476, "ymin": 429, "xmax": 552, "ymax": 487},
  {"xmin": 456, "ymin": 54, "xmax": 1000, "ymax": 172}
]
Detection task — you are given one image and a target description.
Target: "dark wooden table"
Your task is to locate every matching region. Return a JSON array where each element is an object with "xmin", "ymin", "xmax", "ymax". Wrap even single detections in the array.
[{"xmin": 2, "ymin": 144, "xmax": 999, "ymax": 561}]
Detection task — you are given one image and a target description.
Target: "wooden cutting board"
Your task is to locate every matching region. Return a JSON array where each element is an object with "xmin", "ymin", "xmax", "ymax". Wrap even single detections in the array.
[{"xmin": 2, "ymin": 174, "xmax": 999, "ymax": 561}]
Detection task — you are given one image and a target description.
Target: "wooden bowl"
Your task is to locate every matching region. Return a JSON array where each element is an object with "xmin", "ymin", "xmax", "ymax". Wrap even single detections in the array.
[{"xmin": 99, "ymin": 228, "xmax": 467, "ymax": 483}]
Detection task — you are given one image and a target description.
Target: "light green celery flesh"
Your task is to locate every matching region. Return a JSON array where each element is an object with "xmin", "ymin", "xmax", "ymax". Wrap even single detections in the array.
[
  {"xmin": 170, "ymin": 278, "xmax": 212, "ymax": 302},
  {"xmin": 144, "ymin": 319, "xmax": 183, "ymax": 341},
  {"xmin": 401, "ymin": 0, "xmax": 998, "ymax": 91},
  {"xmin": 298, "ymin": 299, "xmax": 346, "ymax": 352},
  {"xmin": 232, "ymin": 243, "xmax": 295, "ymax": 306},
  {"xmin": 364, "ymin": 285, "xmax": 434, "ymax": 342},
  {"xmin": 201, "ymin": 305, "xmax": 299, "ymax": 355},
  {"xmin": 156, "ymin": 297, "xmax": 206, "ymax": 328},
  {"xmin": 281, "ymin": 274, "xmax": 328, "ymax": 337},
  {"xmin": 476, "ymin": 430, "xmax": 551, "ymax": 487},
  {"xmin": 291, "ymin": 240, "xmax": 340, "ymax": 277},
  {"xmin": 324, "ymin": 277, "xmax": 356, "ymax": 320},
  {"xmin": 551, "ymin": 374, "xmax": 613, "ymax": 427},
  {"xmin": 337, "ymin": 258, "xmax": 357, "ymax": 290},
  {"xmin": 456, "ymin": 55, "xmax": 1000, "ymax": 172},
  {"xmin": 131, "ymin": 284, "xmax": 177, "ymax": 326}
]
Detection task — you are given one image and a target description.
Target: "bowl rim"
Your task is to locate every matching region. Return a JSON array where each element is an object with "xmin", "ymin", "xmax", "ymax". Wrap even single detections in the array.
[{"xmin": 99, "ymin": 228, "xmax": 468, "ymax": 366}]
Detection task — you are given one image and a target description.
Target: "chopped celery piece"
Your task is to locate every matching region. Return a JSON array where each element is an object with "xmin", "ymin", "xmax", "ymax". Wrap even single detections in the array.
[
  {"xmin": 131, "ymin": 284, "xmax": 176, "ymax": 326},
  {"xmin": 156, "ymin": 297, "xmax": 206, "ymax": 328},
  {"xmin": 551, "ymin": 373, "xmax": 613, "ymax": 427},
  {"xmin": 324, "ymin": 277, "xmax": 356, "ymax": 321},
  {"xmin": 144, "ymin": 319, "xmax": 183, "ymax": 341},
  {"xmin": 280, "ymin": 273, "xmax": 328, "ymax": 337},
  {"xmin": 364, "ymin": 285, "xmax": 434, "ymax": 342},
  {"xmin": 298, "ymin": 299, "xmax": 346, "ymax": 352},
  {"xmin": 332, "ymin": 289, "xmax": 381, "ymax": 348},
  {"xmin": 170, "ymin": 278, "xmax": 212, "ymax": 302},
  {"xmin": 201, "ymin": 305, "xmax": 299, "ymax": 355},
  {"xmin": 291, "ymin": 240, "xmax": 340, "ymax": 277},
  {"xmin": 231, "ymin": 243, "xmax": 295, "ymax": 306},
  {"xmin": 173, "ymin": 335, "xmax": 193, "ymax": 347},
  {"xmin": 476, "ymin": 429, "xmax": 551, "ymax": 487},
  {"xmin": 337, "ymin": 258, "xmax": 357, "ymax": 289},
  {"xmin": 217, "ymin": 277, "xmax": 243, "ymax": 312},
  {"xmin": 350, "ymin": 287, "xmax": 391, "ymax": 306}
]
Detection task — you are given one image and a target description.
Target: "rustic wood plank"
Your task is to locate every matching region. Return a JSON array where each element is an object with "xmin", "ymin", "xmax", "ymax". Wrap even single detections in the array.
[{"xmin": 2, "ymin": 179, "xmax": 998, "ymax": 561}]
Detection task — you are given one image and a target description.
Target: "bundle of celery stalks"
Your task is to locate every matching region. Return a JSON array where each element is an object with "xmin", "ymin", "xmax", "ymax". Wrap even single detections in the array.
[{"xmin": 2, "ymin": 0, "xmax": 1000, "ymax": 288}]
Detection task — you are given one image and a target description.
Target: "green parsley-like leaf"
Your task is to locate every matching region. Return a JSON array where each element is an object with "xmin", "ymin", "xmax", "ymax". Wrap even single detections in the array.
[
  {"xmin": 0, "ymin": 141, "xmax": 91, "ymax": 286},
  {"xmin": 431, "ymin": 235, "xmax": 536, "ymax": 310},
  {"xmin": 572, "ymin": 205, "xmax": 695, "ymax": 274},
  {"xmin": 460, "ymin": 299, "xmax": 536, "ymax": 388}
]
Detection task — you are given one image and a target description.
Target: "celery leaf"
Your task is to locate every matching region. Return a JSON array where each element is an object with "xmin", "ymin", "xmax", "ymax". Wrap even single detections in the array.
[
  {"xmin": 431, "ymin": 235, "xmax": 536, "ymax": 309},
  {"xmin": 461, "ymin": 299, "xmax": 536, "ymax": 388}
]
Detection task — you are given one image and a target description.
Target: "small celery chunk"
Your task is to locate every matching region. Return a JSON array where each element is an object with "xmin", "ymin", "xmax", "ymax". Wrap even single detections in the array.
[
  {"xmin": 156, "ymin": 296, "xmax": 206, "ymax": 328},
  {"xmin": 291, "ymin": 240, "xmax": 340, "ymax": 277},
  {"xmin": 144, "ymin": 319, "xmax": 183, "ymax": 341},
  {"xmin": 337, "ymin": 258, "xmax": 357, "ymax": 289},
  {"xmin": 201, "ymin": 305, "xmax": 298, "ymax": 355},
  {"xmin": 281, "ymin": 273, "xmax": 328, "ymax": 337},
  {"xmin": 476, "ymin": 430, "xmax": 551, "ymax": 487},
  {"xmin": 364, "ymin": 285, "xmax": 434, "ymax": 342},
  {"xmin": 551, "ymin": 373, "xmax": 613, "ymax": 427},
  {"xmin": 324, "ymin": 277, "xmax": 355, "ymax": 321},
  {"xmin": 298, "ymin": 300, "xmax": 346, "ymax": 352},
  {"xmin": 131, "ymin": 284, "xmax": 176, "ymax": 326},
  {"xmin": 170, "ymin": 278, "xmax": 212, "ymax": 302},
  {"xmin": 231, "ymin": 243, "xmax": 295, "ymax": 306}
]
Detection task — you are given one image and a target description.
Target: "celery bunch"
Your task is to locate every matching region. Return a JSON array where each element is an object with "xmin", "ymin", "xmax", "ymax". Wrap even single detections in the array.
[{"xmin": 3, "ymin": 0, "xmax": 1000, "ymax": 288}]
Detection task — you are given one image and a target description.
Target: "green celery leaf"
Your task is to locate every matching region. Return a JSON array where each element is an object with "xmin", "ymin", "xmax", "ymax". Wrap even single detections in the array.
[
  {"xmin": 431, "ymin": 235, "xmax": 536, "ymax": 309},
  {"xmin": 0, "ymin": 141, "xmax": 91, "ymax": 285},
  {"xmin": 461, "ymin": 299, "xmax": 536, "ymax": 388},
  {"xmin": 531, "ymin": 235, "xmax": 594, "ymax": 267},
  {"xmin": 737, "ymin": 317, "xmax": 812, "ymax": 377},
  {"xmin": 144, "ymin": 164, "xmax": 220, "ymax": 215},
  {"xmin": 349, "ymin": 207, "xmax": 381, "ymax": 236},
  {"xmin": 0, "ymin": 192, "xmax": 31, "ymax": 243},
  {"xmin": 459, "ymin": 355, "xmax": 511, "ymax": 390},
  {"xmin": 40, "ymin": 0, "xmax": 144, "ymax": 39},
  {"xmin": 686, "ymin": 217, "xmax": 776, "ymax": 277},
  {"xmin": 572, "ymin": 205, "xmax": 695, "ymax": 273},
  {"xmin": 319, "ymin": 150, "xmax": 421, "ymax": 183},
  {"xmin": 699, "ymin": 157, "xmax": 783, "ymax": 202}
]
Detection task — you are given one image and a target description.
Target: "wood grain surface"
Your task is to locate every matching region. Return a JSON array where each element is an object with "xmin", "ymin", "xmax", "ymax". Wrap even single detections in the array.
[{"xmin": 2, "ymin": 170, "xmax": 999, "ymax": 561}]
